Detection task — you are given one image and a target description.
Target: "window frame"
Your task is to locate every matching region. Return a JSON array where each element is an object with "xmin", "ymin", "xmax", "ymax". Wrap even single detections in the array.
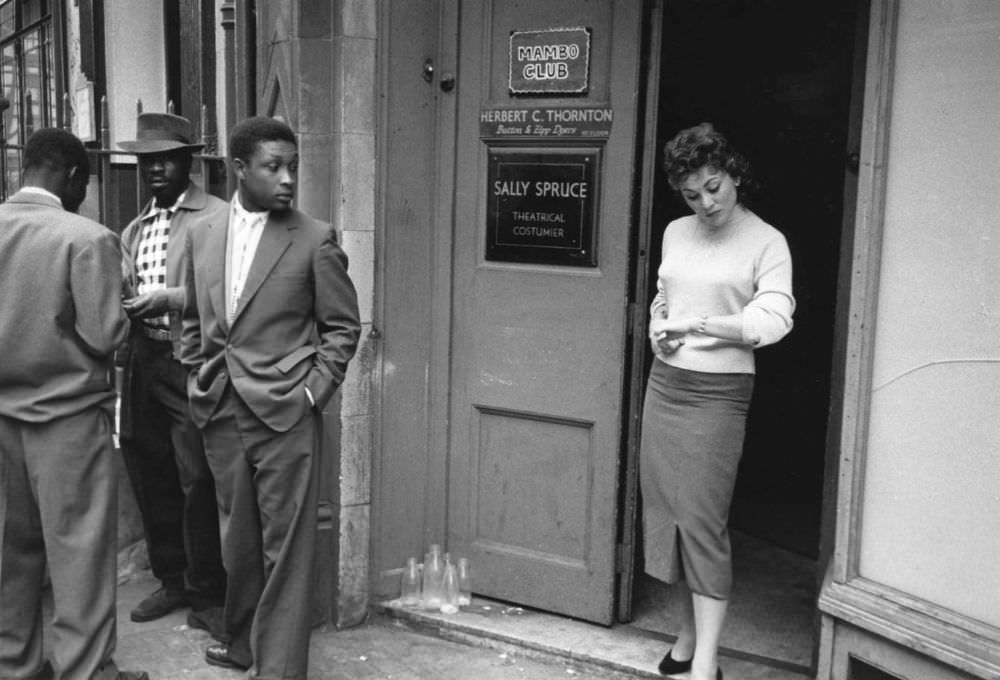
[{"xmin": 0, "ymin": 0, "xmax": 66, "ymax": 199}]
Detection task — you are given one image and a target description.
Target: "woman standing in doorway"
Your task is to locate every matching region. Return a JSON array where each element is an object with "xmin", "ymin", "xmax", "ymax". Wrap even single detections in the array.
[{"xmin": 641, "ymin": 123, "xmax": 794, "ymax": 680}]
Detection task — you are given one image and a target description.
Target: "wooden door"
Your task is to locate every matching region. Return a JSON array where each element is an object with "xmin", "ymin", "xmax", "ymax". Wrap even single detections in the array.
[{"xmin": 446, "ymin": 0, "xmax": 643, "ymax": 624}]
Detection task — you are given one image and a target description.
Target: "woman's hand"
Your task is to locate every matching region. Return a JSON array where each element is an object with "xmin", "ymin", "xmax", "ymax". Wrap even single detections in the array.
[
  {"xmin": 650, "ymin": 316, "xmax": 700, "ymax": 336},
  {"xmin": 649, "ymin": 317, "xmax": 688, "ymax": 356}
]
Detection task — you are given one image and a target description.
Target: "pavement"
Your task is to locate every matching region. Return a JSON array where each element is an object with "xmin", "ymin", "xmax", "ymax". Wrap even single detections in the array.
[
  {"xmin": 110, "ymin": 571, "xmax": 620, "ymax": 680},
  {"xmin": 102, "ymin": 570, "xmax": 810, "ymax": 679}
]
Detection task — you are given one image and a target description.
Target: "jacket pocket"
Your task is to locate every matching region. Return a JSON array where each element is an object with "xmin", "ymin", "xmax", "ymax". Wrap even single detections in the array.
[{"xmin": 276, "ymin": 345, "xmax": 317, "ymax": 374}]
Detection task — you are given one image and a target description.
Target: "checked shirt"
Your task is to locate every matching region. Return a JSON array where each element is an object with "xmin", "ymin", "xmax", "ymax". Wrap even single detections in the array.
[{"xmin": 134, "ymin": 191, "xmax": 186, "ymax": 329}]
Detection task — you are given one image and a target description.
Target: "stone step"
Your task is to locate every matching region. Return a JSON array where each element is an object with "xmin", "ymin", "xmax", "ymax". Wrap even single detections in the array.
[{"xmin": 379, "ymin": 598, "xmax": 813, "ymax": 680}]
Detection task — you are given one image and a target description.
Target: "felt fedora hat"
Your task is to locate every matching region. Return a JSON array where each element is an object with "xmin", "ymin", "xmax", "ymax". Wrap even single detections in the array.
[{"xmin": 118, "ymin": 112, "xmax": 205, "ymax": 154}]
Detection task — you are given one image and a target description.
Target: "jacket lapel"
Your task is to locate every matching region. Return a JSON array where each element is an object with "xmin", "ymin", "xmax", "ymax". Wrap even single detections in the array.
[
  {"xmin": 231, "ymin": 214, "xmax": 293, "ymax": 323},
  {"xmin": 164, "ymin": 210, "xmax": 185, "ymax": 281},
  {"xmin": 164, "ymin": 185, "xmax": 209, "ymax": 286},
  {"xmin": 207, "ymin": 213, "xmax": 230, "ymax": 332}
]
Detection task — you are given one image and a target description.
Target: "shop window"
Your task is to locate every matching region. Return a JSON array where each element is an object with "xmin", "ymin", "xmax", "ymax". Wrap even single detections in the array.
[{"xmin": 0, "ymin": 0, "xmax": 60, "ymax": 198}]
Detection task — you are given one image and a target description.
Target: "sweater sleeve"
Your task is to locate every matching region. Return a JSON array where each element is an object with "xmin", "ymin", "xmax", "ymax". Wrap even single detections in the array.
[
  {"xmin": 649, "ymin": 277, "xmax": 668, "ymax": 319},
  {"xmin": 649, "ymin": 224, "xmax": 670, "ymax": 319},
  {"xmin": 741, "ymin": 233, "xmax": 795, "ymax": 347}
]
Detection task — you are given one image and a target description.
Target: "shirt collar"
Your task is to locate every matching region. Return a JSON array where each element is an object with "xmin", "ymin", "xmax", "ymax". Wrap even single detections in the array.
[
  {"xmin": 231, "ymin": 192, "xmax": 269, "ymax": 226},
  {"xmin": 19, "ymin": 186, "xmax": 62, "ymax": 204},
  {"xmin": 142, "ymin": 189, "xmax": 188, "ymax": 221}
]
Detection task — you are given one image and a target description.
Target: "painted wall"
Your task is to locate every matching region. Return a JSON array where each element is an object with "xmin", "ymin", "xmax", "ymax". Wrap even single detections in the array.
[
  {"xmin": 103, "ymin": 0, "xmax": 166, "ymax": 157},
  {"xmin": 858, "ymin": 0, "xmax": 1000, "ymax": 628}
]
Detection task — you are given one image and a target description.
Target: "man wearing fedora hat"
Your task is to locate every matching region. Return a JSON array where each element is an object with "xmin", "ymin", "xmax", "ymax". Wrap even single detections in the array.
[{"xmin": 117, "ymin": 112, "xmax": 228, "ymax": 635}]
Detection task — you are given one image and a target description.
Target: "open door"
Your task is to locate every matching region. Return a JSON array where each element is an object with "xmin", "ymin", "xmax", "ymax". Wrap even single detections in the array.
[{"xmin": 445, "ymin": 0, "xmax": 644, "ymax": 624}]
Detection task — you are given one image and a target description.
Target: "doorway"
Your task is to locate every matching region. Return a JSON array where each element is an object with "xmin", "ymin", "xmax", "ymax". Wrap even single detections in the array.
[{"xmin": 628, "ymin": 0, "xmax": 864, "ymax": 670}]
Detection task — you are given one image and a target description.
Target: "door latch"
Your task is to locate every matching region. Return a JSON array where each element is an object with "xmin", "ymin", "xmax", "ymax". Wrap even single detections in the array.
[{"xmin": 423, "ymin": 58, "xmax": 456, "ymax": 92}]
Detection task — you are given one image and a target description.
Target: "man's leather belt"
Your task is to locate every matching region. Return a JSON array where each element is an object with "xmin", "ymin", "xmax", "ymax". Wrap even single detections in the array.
[{"xmin": 138, "ymin": 324, "xmax": 172, "ymax": 342}]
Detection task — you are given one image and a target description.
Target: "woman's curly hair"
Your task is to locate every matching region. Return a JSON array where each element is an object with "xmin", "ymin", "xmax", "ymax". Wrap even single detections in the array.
[{"xmin": 662, "ymin": 122, "xmax": 755, "ymax": 204}]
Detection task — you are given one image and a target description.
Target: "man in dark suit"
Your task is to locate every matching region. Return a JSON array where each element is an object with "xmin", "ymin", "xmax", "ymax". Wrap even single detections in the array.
[
  {"xmin": 0, "ymin": 129, "xmax": 148, "ymax": 680},
  {"xmin": 117, "ymin": 112, "xmax": 228, "ymax": 634},
  {"xmin": 180, "ymin": 116, "xmax": 360, "ymax": 678}
]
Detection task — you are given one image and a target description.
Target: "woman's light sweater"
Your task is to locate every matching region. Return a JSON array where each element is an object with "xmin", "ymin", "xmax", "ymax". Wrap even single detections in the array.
[{"xmin": 650, "ymin": 211, "xmax": 795, "ymax": 374}]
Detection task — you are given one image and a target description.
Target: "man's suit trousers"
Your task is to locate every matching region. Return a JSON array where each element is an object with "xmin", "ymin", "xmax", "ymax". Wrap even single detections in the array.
[
  {"xmin": 120, "ymin": 334, "xmax": 225, "ymax": 606},
  {"xmin": 202, "ymin": 385, "xmax": 319, "ymax": 680},
  {"xmin": 0, "ymin": 409, "xmax": 121, "ymax": 680}
]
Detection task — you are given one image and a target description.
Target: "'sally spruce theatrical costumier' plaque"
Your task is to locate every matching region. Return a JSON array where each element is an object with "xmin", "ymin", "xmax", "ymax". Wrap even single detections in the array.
[{"xmin": 486, "ymin": 148, "xmax": 599, "ymax": 267}]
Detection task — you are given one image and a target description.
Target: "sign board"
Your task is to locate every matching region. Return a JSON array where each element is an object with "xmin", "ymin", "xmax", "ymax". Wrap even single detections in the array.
[
  {"xmin": 74, "ymin": 82, "xmax": 96, "ymax": 142},
  {"xmin": 509, "ymin": 27, "xmax": 591, "ymax": 95},
  {"xmin": 480, "ymin": 106, "xmax": 612, "ymax": 139},
  {"xmin": 486, "ymin": 147, "xmax": 599, "ymax": 267}
]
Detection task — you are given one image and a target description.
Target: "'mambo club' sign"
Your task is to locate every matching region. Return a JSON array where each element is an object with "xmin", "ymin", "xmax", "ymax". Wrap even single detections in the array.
[
  {"xmin": 486, "ymin": 148, "xmax": 599, "ymax": 267},
  {"xmin": 509, "ymin": 27, "xmax": 591, "ymax": 95}
]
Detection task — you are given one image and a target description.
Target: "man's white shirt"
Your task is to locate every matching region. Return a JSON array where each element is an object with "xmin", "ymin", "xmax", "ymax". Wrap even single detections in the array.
[{"xmin": 226, "ymin": 195, "xmax": 268, "ymax": 322}]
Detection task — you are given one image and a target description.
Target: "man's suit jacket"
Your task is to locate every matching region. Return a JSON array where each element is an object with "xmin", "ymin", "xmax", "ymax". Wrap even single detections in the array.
[
  {"xmin": 0, "ymin": 190, "xmax": 129, "ymax": 422},
  {"xmin": 180, "ymin": 205, "xmax": 360, "ymax": 432},
  {"xmin": 120, "ymin": 182, "xmax": 229, "ymax": 358}
]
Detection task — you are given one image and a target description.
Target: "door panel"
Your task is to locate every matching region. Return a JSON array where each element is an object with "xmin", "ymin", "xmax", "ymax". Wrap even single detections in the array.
[
  {"xmin": 446, "ymin": 0, "xmax": 643, "ymax": 624},
  {"xmin": 475, "ymin": 408, "xmax": 592, "ymax": 562}
]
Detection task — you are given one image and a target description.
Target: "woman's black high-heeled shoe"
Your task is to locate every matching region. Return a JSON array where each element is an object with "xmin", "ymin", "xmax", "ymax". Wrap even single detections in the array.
[{"xmin": 657, "ymin": 647, "xmax": 692, "ymax": 675}]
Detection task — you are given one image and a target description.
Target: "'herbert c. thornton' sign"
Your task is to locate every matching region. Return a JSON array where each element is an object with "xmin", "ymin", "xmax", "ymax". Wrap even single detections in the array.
[
  {"xmin": 479, "ymin": 106, "xmax": 612, "ymax": 139},
  {"xmin": 486, "ymin": 148, "xmax": 598, "ymax": 267},
  {"xmin": 509, "ymin": 27, "xmax": 591, "ymax": 95}
]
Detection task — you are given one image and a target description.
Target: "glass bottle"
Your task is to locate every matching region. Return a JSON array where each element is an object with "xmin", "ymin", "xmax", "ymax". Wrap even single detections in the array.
[
  {"xmin": 440, "ymin": 556, "xmax": 460, "ymax": 614},
  {"xmin": 421, "ymin": 544, "xmax": 444, "ymax": 610},
  {"xmin": 400, "ymin": 557, "xmax": 420, "ymax": 607},
  {"xmin": 457, "ymin": 557, "xmax": 472, "ymax": 606}
]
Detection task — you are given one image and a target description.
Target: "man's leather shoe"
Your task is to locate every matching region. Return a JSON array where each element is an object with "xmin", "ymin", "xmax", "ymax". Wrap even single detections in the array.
[
  {"xmin": 130, "ymin": 586, "xmax": 187, "ymax": 622},
  {"xmin": 205, "ymin": 644, "xmax": 250, "ymax": 671},
  {"xmin": 115, "ymin": 672, "xmax": 150, "ymax": 680},
  {"xmin": 187, "ymin": 606, "xmax": 226, "ymax": 642}
]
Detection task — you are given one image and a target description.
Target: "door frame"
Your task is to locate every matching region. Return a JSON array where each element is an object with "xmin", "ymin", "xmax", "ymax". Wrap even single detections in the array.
[
  {"xmin": 372, "ymin": 0, "xmax": 461, "ymax": 591},
  {"xmin": 620, "ymin": 0, "xmax": 872, "ymax": 637},
  {"xmin": 423, "ymin": 0, "xmax": 462, "ymax": 554},
  {"xmin": 617, "ymin": 0, "xmax": 663, "ymax": 623}
]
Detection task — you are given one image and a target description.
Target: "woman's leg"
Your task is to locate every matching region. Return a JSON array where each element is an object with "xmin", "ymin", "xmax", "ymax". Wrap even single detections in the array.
[
  {"xmin": 671, "ymin": 582, "xmax": 696, "ymax": 660},
  {"xmin": 691, "ymin": 592, "xmax": 728, "ymax": 679}
]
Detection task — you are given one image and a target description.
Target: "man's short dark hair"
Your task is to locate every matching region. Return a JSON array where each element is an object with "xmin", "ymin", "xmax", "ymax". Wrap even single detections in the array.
[
  {"xmin": 229, "ymin": 116, "xmax": 297, "ymax": 163},
  {"xmin": 23, "ymin": 128, "xmax": 90, "ymax": 177}
]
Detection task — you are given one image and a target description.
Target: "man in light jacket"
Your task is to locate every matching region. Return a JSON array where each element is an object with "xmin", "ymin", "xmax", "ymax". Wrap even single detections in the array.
[{"xmin": 0, "ymin": 128, "xmax": 147, "ymax": 680}]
